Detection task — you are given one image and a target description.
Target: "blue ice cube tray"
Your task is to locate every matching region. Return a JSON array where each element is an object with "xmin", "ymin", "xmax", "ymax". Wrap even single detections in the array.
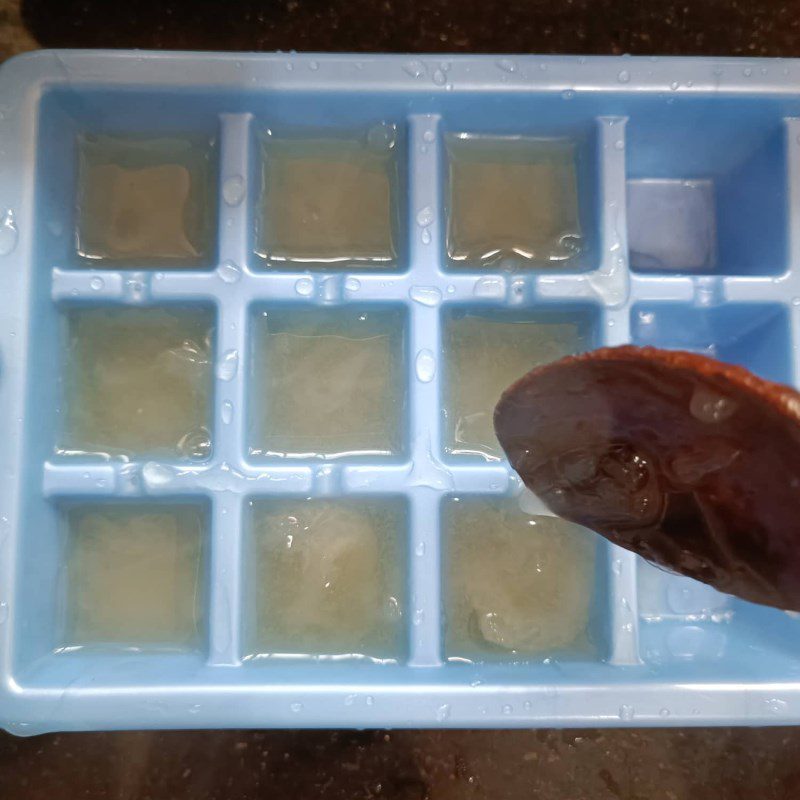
[{"xmin": 3, "ymin": 50, "xmax": 800, "ymax": 734}]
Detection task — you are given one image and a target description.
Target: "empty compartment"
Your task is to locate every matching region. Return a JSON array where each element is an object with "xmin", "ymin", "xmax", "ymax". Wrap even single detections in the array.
[
  {"xmin": 256, "ymin": 123, "xmax": 402, "ymax": 269},
  {"xmin": 76, "ymin": 135, "xmax": 216, "ymax": 266},
  {"xmin": 61, "ymin": 501, "xmax": 208, "ymax": 651},
  {"xmin": 443, "ymin": 495, "xmax": 598, "ymax": 660},
  {"xmin": 59, "ymin": 306, "xmax": 215, "ymax": 460},
  {"xmin": 626, "ymin": 102, "xmax": 789, "ymax": 275},
  {"xmin": 445, "ymin": 133, "xmax": 597, "ymax": 271},
  {"xmin": 249, "ymin": 306, "xmax": 406, "ymax": 459},
  {"xmin": 443, "ymin": 305, "xmax": 599, "ymax": 460},
  {"xmin": 631, "ymin": 302, "xmax": 792, "ymax": 384},
  {"xmin": 246, "ymin": 497, "xmax": 406, "ymax": 660},
  {"xmin": 35, "ymin": 88, "xmax": 221, "ymax": 271}
]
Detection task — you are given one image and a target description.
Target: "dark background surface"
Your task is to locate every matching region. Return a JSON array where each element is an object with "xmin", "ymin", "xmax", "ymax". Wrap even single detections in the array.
[{"xmin": 4, "ymin": 0, "xmax": 800, "ymax": 797}]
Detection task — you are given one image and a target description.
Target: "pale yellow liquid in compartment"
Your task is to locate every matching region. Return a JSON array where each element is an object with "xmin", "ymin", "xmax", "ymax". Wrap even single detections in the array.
[
  {"xmin": 445, "ymin": 498, "xmax": 595, "ymax": 659},
  {"xmin": 249, "ymin": 499, "xmax": 404, "ymax": 658},
  {"xmin": 447, "ymin": 135, "xmax": 583, "ymax": 268},
  {"xmin": 259, "ymin": 135, "xmax": 398, "ymax": 266},
  {"xmin": 445, "ymin": 313, "xmax": 586, "ymax": 459},
  {"xmin": 61, "ymin": 307, "xmax": 214, "ymax": 459},
  {"xmin": 65, "ymin": 504, "xmax": 206, "ymax": 649},
  {"xmin": 76, "ymin": 135, "xmax": 214, "ymax": 265},
  {"xmin": 251, "ymin": 309, "xmax": 404, "ymax": 458}
]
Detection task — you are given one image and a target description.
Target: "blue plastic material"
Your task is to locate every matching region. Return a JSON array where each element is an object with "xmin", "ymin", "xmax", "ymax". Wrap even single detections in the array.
[{"xmin": 3, "ymin": 51, "xmax": 800, "ymax": 733}]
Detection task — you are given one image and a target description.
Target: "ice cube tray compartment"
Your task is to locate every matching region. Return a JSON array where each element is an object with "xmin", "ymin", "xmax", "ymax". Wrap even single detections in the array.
[{"xmin": 5, "ymin": 52, "xmax": 800, "ymax": 732}]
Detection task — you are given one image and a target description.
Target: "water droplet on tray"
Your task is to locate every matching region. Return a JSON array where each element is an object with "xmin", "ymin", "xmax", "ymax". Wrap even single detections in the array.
[
  {"xmin": 90, "ymin": 276, "xmax": 104, "ymax": 291},
  {"xmin": 142, "ymin": 462, "xmax": 174, "ymax": 487},
  {"xmin": 619, "ymin": 704, "xmax": 635, "ymax": 721},
  {"xmin": 178, "ymin": 427, "xmax": 212, "ymax": 460},
  {"xmin": 345, "ymin": 277, "xmax": 360, "ymax": 292},
  {"xmin": 0, "ymin": 209, "xmax": 18, "ymax": 255},
  {"xmin": 415, "ymin": 541, "xmax": 426, "ymax": 557},
  {"xmin": 423, "ymin": 129, "xmax": 436, "ymax": 143},
  {"xmin": 416, "ymin": 206, "xmax": 435, "ymax": 227},
  {"xmin": 497, "ymin": 58, "xmax": 517, "ymax": 73},
  {"xmin": 415, "ymin": 349, "xmax": 436, "ymax": 383},
  {"xmin": 218, "ymin": 260, "xmax": 242, "ymax": 283},
  {"xmin": 222, "ymin": 175, "xmax": 245, "ymax": 206},
  {"xmin": 403, "ymin": 60, "xmax": 426, "ymax": 78},
  {"xmin": 409, "ymin": 286, "xmax": 442, "ymax": 307},
  {"xmin": 432, "ymin": 68, "xmax": 447, "ymax": 86},
  {"xmin": 367, "ymin": 122, "xmax": 397, "ymax": 151},
  {"xmin": 618, "ymin": 69, "xmax": 630, "ymax": 83},
  {"xmin": 309, "ymin": 60, "xmax": 319, "ymax": 71},
  {"xmin": 221, "ymin": 400, "xmax": 234, "ymax": 424},
  {"xmin": 436, "ymin": 704, "xmax": 450, "ymax": 721},
  {"xmin": 295, "ymin": 277, "xmax": 313, "ymax": 296},
  {"xmin": 502, "ymin": 704, "xmax": 513, "ymax": 715},
  {"xmin": 290, "ymin": 702, "xmax": 303, "ymax": 713},
  {"xmin": 474, "ymin": 276, "xmax": 505, "ymax": 298},
  {"xmin": 421, "ymin": 228, "xmax": 432, "ymax": 245},
  {"xmin": 216, "ymin": 349, "xmax": 239, "ymax": 382},
  {"xmin": 0, "ymin": 602, "xmax": 8, "ymax": 624}
]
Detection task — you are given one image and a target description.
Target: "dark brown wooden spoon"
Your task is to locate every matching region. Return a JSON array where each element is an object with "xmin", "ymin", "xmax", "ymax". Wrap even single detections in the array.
[{"xmin": 493, "ymin": 345, "xmax": 800, "ymax": 611}]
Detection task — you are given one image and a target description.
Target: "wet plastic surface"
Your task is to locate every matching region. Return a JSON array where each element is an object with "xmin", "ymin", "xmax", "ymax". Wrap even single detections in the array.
[{"xmin": 4, "ymin": 51, "xmax": 800, "ymax": 733}]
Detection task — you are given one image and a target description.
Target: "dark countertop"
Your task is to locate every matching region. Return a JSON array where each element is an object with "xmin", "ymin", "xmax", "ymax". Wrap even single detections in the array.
[{"xmin": 4, "ymin": 1, "xmax": 800, "ymax": 798}]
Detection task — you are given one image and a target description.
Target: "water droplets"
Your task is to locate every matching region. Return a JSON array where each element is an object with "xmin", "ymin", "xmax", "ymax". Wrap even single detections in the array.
[
  {"xmin": 295, "ymin": 277, "xmax": 314, "ymax": 296},
  {"xmin": 222, "ymin": 175, "xmax": 245, "ymax": 206},
  {"xmin": 415, "ymin": 349, "xmax": 436, "ymax": 383},
  {"xmin": 690, "ymin": 384, "xmax": 737, "ymax": 424},
  {"xmin": 413, "ymin": 608, "xmax": 425, "ymax": 626},
  {"xmin": 497, "ymin": 58, "xmax": 517, "ymax": 74},
  {"xmin": 423, "ymin": 129, "xmax": 436, "ymax": 144},
  {"xmin": 0, "ymin": 602, "xmax": 8, "ymax": 624},
  {"xmin": 421, "ymin": 228, "xmax": 432, "ymax": 245},
  {"xmin": 618, "ymin": 69, "xmax": 631, "ymax": 83},
  {"xmin": 416, "ymin": 206, "xmax": 435, "ymax": 228},
  {"xmin": 0, "ymin": 209, "xmax": 18, "ymax": 255},
  {"xmin": 290, "ymin": 702, "xmax": 303, "ymax": 713},
  {"xmin": 218, "ymin": 260, "xmax": 242, "ymax": 284},
  {"xmin": 90, "ymin": 276, "xmax": 104, "ymax": 291},
  {"xmin": 221, "ymin": 400, "xmax": 234, "ymax": 424},
  {"xmin": 561, "ymin": 89, "xmax": 575, "ymax": 100},
  {"xmin": 309, "ymin": 60, "xmax": 319, "ymax": 71},
  {"xmin": 409, "ymin": 286, "xmax": 442, "ymax": 307},
  {"xmin": 367, "ymin": 121, "xmax": 397, "ymax": 152},
  {"xmin": 415, "ymin": 541, "xmax": 426, "ymax": 557},
  {"xmin": 766, "ymin": 698, "xmax": 788, "ymax": 715},
  {"xmin": 403, "ymin": 60, "xmax": 426, "ymax": 79},
  {"xmin": 142, "ymin": 461, "xmax": 174, "ymax": 488},
  {"xmin": 436, "ymin": 704, "xmax": 450, "ymax": 721},
  {"xmin": 345, "ymin": 277, "xmax": 361, "ymax": 292},
  {"xmin": 178, "ymin": 427, "xmax": 212, "ymax": 460},
  {"xmin": 216, "ymin": 349, "xmax": 240, "ymax": 381},
  {"xmin": 619, "ymin": 704, "xmax": 635, "ymax": 721},
  {"xmin": 743, "ymin": 66, "xmax": 753, "ymax": 77}
]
